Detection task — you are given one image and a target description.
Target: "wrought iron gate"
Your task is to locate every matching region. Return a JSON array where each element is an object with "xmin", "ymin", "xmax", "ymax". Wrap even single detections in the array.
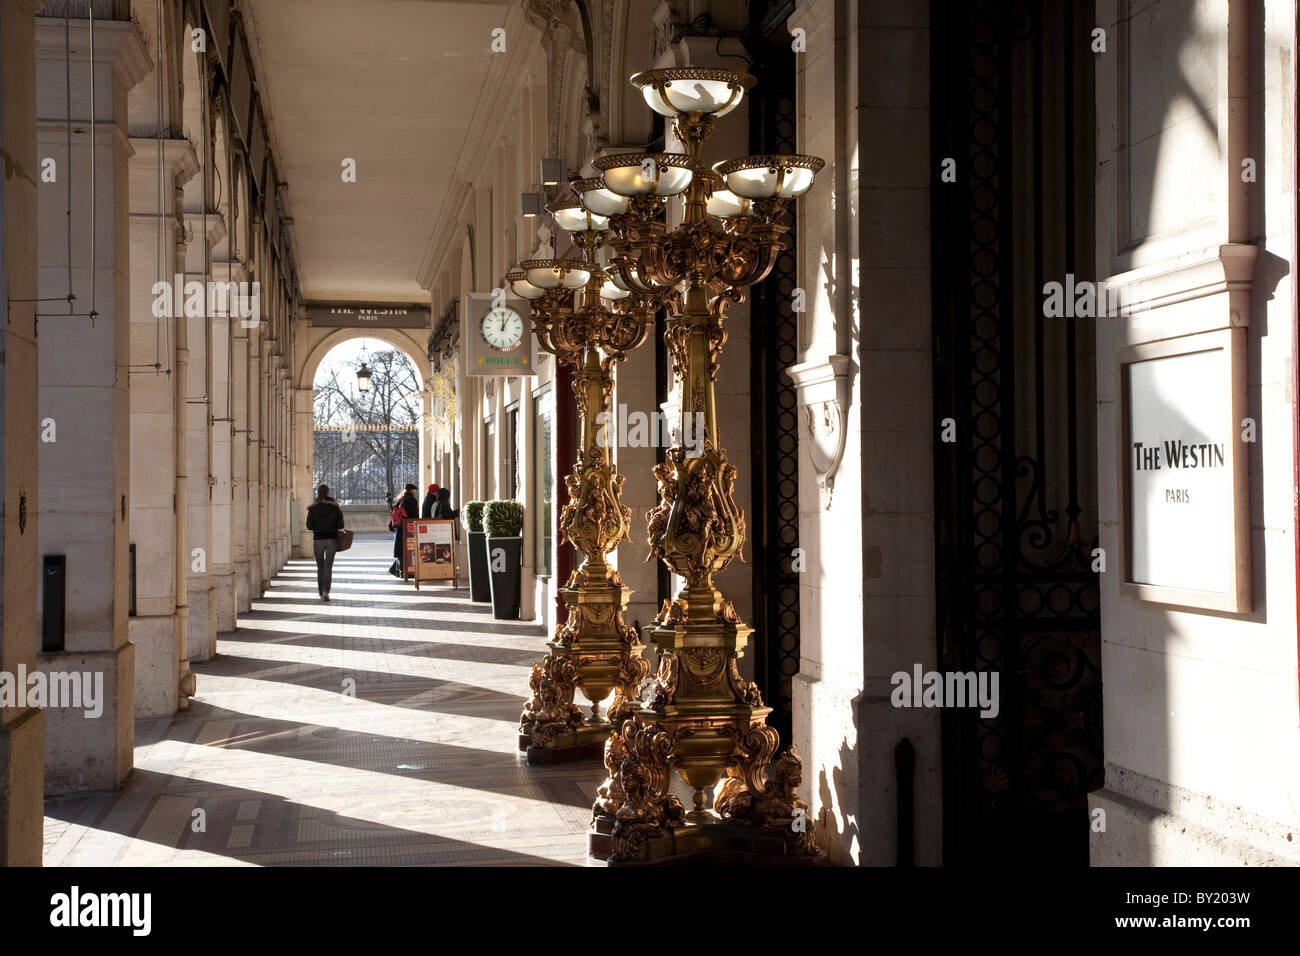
[
  {"xmin": 931, "ymin": 0, "xmax": 1103, "ymax": 865},
  {"xmin": 748, "ymin": 2, "xmax": 801, "ymax": 747}
]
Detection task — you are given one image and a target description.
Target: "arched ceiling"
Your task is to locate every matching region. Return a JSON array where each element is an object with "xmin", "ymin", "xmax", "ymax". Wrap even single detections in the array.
[{"xmin": 241, "ymin": 0, "xmax": 512, "ymax": 304}]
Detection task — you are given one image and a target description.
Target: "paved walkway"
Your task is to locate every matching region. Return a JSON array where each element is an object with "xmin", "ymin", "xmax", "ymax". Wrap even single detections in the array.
[{"xmin": 44, "ymin": 534, "xmax": 605, "ymax": 866}]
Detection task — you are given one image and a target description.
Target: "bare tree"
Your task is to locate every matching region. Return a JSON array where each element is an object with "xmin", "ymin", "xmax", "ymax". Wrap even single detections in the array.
[{"xmin": 314, "ymin": 348, "xmax": 421, "ymax": 503}]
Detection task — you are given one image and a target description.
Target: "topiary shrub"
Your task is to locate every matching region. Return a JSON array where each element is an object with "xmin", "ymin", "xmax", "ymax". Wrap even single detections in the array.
[
  {"xmin": 463, "ymin": 500, "xmax": 486, "ymax": 533},
  {"xmin": 483, "ymin": 499, "xmax": 525, "ymax": 538}
]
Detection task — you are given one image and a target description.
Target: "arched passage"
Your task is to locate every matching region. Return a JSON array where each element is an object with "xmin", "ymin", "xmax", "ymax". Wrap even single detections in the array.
[{"xmin": 292, "ymin": 324, "xmax": 433, "ymax": 557}]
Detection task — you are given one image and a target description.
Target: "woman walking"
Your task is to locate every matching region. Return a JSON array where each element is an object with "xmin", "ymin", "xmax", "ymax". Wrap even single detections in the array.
[
  {"xmin": 305, "ymin": 484, "xmax": 345, "ymax": 601},
  {"xmin": 388, "ymin": 482, "xmax": 419, "ymax": 577}
]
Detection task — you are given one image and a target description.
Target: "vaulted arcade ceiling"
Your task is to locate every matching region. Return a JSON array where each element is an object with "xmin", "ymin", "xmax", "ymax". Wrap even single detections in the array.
[{"xmin": 242, "ymin": 0, "xmax": 511, "ymax": 304}]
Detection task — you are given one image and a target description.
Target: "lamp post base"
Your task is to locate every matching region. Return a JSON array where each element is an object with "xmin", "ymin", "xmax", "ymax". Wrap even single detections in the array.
[
  {"xmin": 517, "ymin": 572, "xmax": 650, "ymax": 765},
  {"xmin": 587, "ymin": 813, "xmax": 825, "ymax": 866},
  {"xmin": 518, "ymin": 720, "xmax": 613, "ymax": 764}
]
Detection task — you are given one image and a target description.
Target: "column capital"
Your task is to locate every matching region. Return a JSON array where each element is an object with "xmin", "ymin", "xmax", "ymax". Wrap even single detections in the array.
[{"xmin": 36, "ymin": 17, "xmax": 152, "ymax": 91}]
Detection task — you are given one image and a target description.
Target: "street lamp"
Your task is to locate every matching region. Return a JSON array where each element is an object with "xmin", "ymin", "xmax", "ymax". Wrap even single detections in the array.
[
  {"xmin": 581, "ymin": 65, "xmax": 825, "ymax": 865},
  {"xmin": 356, "ymin": 362, "xmax": 372, "ymax": 393}
]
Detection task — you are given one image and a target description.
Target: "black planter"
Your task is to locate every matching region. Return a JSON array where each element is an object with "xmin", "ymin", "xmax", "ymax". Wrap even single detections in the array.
[
  {"xmin": 486, "ymin": 536, "xmax": 523, "ymax": 620},
  {"xmin": 467, "ymin": 531, "xmax": 491, "ymax": 603}
]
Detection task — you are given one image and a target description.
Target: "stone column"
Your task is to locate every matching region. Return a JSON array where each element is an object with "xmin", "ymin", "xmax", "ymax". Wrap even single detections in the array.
[
  {"xmin": 38, "ymin": 15, "xmax": 149, "ymax": 779},
  {"xmin": 127, "ymin": 134, "xmax": 195, "ymax": 720},
  {"xmin": 183, "ymin": 215, "xmax": 220, "ymax": 662},
  {"xmin": 231, "ymin": 309, "xmax": 252, "ymax": 611},
  {"xmin": 292, "ymin": 387, "xmax": 315, "ymax": 558},
  {"xmin": 246, "ymin": 335, "xmax": 263, "ymax": 596},
  {"xmin": 0, "ymin": 0, "xmax": 46, "ymax": 864},
  {"xmin": 210, "ymin": 306, "xmax": 236, "ymax": 630}
]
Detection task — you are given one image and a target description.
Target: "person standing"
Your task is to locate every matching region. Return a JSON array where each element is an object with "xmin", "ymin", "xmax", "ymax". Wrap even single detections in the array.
[
  {"xmin": 432, "ymin": 486, "xmax": 457, "ymax": 522},
  {"xmin": 421, "ymin": 483, "xmax": 439, "ymax": 519},
  {"xmin": 389, "ymin": 482, "xmax": 419, "ymax": 577},
  {"xmin": 306, "ymin": 484, "xmax": 345, "ymax": 601}
]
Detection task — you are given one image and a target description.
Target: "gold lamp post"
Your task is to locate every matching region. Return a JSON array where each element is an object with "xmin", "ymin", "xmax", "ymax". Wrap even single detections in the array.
[
  {"xmin": 509, "ymin": 197, "xmax": 679, "ymax": 764},
  {"xmin": 583, "ymin": 66, "xmax": 826, "ymax": 863}
]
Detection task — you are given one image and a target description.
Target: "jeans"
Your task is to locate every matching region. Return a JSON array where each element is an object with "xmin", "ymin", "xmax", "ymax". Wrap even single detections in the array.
[{"xmin": 313, "ymin": 538, "xmax": 338, "ymax": 595}]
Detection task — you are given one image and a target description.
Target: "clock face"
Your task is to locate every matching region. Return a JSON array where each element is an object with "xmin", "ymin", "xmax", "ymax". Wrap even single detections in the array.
[{"xmin": 480, "ymin": 306, "xmax": 525, "ymax": 352}]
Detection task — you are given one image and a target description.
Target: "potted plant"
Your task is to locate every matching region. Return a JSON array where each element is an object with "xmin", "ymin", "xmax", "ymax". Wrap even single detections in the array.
[
  {"xmin": 483, "ymin": 499, "xmax": 525, "ymax": 620},
  {"xmin": 463, "ymin": 501, "xmax": 491, "ymax": 603}
]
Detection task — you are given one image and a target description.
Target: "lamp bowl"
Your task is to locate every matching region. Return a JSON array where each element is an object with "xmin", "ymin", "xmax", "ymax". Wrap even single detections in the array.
[
  {"xmin": 629, "ymin": 67, "xmax": 756, "ymax": 118},
  {"xmin": 713, "ymin": 154, "xmax": 826, "ymax": 199}
]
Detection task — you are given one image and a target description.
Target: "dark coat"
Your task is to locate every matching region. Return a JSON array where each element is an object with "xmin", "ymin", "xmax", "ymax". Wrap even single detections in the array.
[
  {"xmin": 391, "ymin": 492, "xmax": 418, "ymax": 558},
  {"xmin": 306, "ymin": 499, "xmax": 345, "ymax": 540},
  {"xmin": 421, "ymin": 493, "xmax": 436, "ymax": 519}
]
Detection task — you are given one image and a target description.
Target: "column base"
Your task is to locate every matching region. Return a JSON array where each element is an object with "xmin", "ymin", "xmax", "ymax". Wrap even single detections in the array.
[
  {"xmin": 518, "ymin": 719, "xmax": 611, "ymax": 765},
  {"xmin": 0, "ymin": 706, "xmax": 45, "ymax": 865},
  {"xmin": 588, "ymin": 813, "xmax": 827, "ymax": 866},
  {"xmin": 186, "ymin": 580, "xmax": 216, "ymax": 662},
  {"xmin": 235, "ymin": 559, "xmax": 253, "ymax": 614},
  {"xmin": 213, "ymin": 566, "xmax": 237, "ymax": 632},
  {"xmin": 43, "ymin": 643, "xmax": 134, "ymax": 793},
  {"xmin": 130, "ymin": 614, "xmax": 180, "ymax": 717}
]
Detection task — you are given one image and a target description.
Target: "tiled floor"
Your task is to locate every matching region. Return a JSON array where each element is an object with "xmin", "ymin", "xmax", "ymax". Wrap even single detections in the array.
[{"xmin": 44, "ymin": 534, "xmax": 606, "ymax": 866}]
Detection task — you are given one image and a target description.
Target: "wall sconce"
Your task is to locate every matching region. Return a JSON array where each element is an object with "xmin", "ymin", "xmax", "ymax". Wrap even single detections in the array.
[
  {"xmin": 540, "ymin": 157, "xmax": 565, "ymax": 186},
  {"xmin": 521, "ymin": 192, "xmax": 545, "ymax": 217}
]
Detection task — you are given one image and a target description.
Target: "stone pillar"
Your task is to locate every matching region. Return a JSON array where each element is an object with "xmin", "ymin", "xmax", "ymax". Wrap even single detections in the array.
[
  {"xmin": 292, "ymin": 387, "xmax": 314, "ymax": 557},
  {"xmin": 246, "ymin": 336, "xmax": 263, "ymax": 596},
  {"xmin": 419, "ymin": 387, "xmax": 433, "ymax": 493},
  {"xmin": 183, "ymin": 215, "xmax": 220, "ymax": 662},
  {"xmin": 210, "ymin": 308, "xmax": 236, "ymax": 630},
  {"xmin": 0, "ymin": 0, "xmax": 46, "ymax": 864},
  {"xmin": 37, "ymin": 15, "xmax": 149, "ymax": 780},
  {"xmin": 231, "ymin": 313, "xmax": 252, "ymax": 612},
  {"xmin": 127, "ymin": 133, "xmax": 195, "ymax": 719}
]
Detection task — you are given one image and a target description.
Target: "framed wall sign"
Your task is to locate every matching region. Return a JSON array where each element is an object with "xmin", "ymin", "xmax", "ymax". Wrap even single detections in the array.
[
  {"xmin": 1118, "ymin": 328, "xmax": 1251, "ymax": 612},
  {"xmin": 307, "ymin": 304, "xmax": 431, "ymax": 329},
  {"xmin": 411, "ymin": 519, "xmax": 458, "ymax": 588},
  {"xmin": 463, "ymin": 292, "xmax": 536, "ymax": 376}
]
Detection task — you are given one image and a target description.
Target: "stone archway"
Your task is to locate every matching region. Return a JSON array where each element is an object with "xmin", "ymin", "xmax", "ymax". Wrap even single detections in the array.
[{"xmin": 291, "ymin": 324, "xmax": 433, "ymax": 556}]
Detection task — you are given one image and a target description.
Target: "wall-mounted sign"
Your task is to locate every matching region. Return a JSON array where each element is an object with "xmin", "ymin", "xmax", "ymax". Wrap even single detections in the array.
[
  {"xmin": 463, "ymin": 292, "xmax": 536, "ymax": 377},
  {"xmin": 1119, "ymin": 328, "xmax": 1251, "ymax": 612},
  {"xmin": 307, "ymin": 304, "xmax": 431, "ymax": 329}
]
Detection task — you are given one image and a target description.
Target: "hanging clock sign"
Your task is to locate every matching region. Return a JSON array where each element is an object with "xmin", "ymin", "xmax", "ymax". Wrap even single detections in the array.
[{"xmin": 463, "ymin": 291, "xmax": 537, "ymax": 377}]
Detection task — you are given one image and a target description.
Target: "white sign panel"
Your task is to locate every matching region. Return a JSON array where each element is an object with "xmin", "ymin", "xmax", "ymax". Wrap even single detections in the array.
[
  {"xmin": 1127, "ymin": 349, "xmax": 1229, "ymax": 591},
  {"xmin": 1121, "ymin": 329, "xmax": 1250, "ymax": 612}
]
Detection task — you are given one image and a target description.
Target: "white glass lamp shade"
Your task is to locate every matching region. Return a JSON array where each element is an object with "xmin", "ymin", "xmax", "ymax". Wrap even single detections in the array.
[
  {"xmin": 713, "ymin": 155, "xmax": 825, "ymax": 200},
  {"xmin": 573, "ymin": 177, "xmax": 630, "ymax": 216},
  {"xmin": 606, "ymin": 266, "xmax": 631, "ymax": 293},
  {"xmin": 706, "ymin": 187, "xmax": 753, "ymax": 218},
  {"xmin": 548, "ymin": 199, "xmax": 610, "ymax": 233},
  {"xmin": 630, "ymin": 68, "xmax": 755, "ymax": 118},
  {"xmin": 597, "ymin": 270, "xmax": 631, "ymax": 301},
  {"xmin": 505, "ymin": 269, "xmax": 545, "ymax": 301},
  {"xmin": 521, "ymin": 259, "xmax": 591, "ymax": 290},
  {"xmin": 592, "ymin": 153, "xmax": 697, "ymax": 198}
]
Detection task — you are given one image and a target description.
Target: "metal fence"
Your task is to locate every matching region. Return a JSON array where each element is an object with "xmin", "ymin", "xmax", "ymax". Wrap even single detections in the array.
[{"xmin": 313, "ymin": 424, "xmax": 419, "ymax": 505}]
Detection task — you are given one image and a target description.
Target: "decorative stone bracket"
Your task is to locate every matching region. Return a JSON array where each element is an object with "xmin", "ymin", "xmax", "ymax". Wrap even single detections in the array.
[{"xmin": 785, "ymin": 354, "xmax": 853, "ymax": 510}]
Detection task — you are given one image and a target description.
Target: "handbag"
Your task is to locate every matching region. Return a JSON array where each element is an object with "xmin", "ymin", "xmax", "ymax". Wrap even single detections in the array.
[
  {"xmin": 389, "ymin": 502, "xmax": 406, "ymax": 528},
  {"xmin": 335, "ymin": 528, "xmax": 354, "ymax": 552}
]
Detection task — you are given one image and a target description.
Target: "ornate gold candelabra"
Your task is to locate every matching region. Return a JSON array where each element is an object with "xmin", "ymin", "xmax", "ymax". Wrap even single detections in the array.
[
  {"xmin": 577, "ymin": 67, "xmax": 826, "ymax": 863},
  {"xmin": 509, "ymin": 207, "xmax": 675, "ymax": 764}
]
